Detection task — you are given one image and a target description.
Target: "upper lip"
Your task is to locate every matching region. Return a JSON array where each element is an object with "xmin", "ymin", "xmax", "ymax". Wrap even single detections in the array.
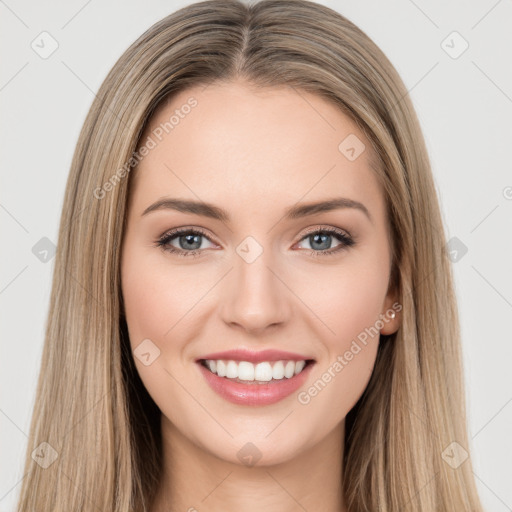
[{"xmin": 196, "ymin": 348, "xmax": 314, "ymax": 364}]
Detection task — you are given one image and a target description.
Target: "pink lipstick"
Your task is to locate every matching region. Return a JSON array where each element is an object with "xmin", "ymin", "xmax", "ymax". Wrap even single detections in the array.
[{"xmin": 196, "ymin": 349, "xmax": 315, "ymax": 406}]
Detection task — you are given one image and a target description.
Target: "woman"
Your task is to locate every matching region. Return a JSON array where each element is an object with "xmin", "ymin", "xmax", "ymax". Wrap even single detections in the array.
[{"xmin": 16, "ymin": 0, "xmax": 485, "ymax": 510}]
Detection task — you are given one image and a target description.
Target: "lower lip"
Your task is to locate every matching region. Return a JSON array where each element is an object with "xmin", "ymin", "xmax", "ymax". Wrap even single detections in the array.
[{"xmin": 197, "ymin": 361, "xmax": 315, "ymax": 406}]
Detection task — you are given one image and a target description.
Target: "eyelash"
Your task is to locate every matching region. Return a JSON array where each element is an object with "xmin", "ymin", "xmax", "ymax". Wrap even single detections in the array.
[{"xmin": 154, "ymin": 226, "xmax": 355, "ymax": 259}]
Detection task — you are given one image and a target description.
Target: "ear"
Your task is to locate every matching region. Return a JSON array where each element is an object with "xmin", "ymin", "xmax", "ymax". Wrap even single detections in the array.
[{"xmin": 379, "ymin": 281, "xmax": 402, "ymax": 336}]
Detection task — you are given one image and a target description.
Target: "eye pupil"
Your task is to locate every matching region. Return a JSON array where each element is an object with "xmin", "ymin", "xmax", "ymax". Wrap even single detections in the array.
[
  {"xmin": 310, "ymin": 233, "xmax": 331, "ymax": 250},
  {"xmin": 181, "ymin": 233, "xmax": 201, "ymax": 250}
]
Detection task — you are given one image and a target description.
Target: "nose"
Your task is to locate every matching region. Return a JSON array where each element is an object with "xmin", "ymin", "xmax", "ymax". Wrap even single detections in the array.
[{"xmin": 220, "ymin": 249, "xmax": 291, "ymax": 335}]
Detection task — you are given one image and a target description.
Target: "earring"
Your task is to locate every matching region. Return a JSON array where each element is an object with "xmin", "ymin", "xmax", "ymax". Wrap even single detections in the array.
[{"xmin": 389, "ymin": 311, "xmax": 396, "ymax": 319}]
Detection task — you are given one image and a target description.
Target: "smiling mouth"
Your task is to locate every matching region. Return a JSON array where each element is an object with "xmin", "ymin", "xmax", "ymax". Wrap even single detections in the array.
[{"xmin": 199, "ymin": 358, "xmax": 315, "ymax": 384}]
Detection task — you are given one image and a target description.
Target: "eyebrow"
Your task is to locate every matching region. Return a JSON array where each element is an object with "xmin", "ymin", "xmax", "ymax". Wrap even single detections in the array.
[{"xmin": 141, "ymin": 197, "xmax": 372, "ymax": 224}]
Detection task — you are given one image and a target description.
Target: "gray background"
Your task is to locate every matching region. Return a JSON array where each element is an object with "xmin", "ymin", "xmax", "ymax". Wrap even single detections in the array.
[{"xmin": 1, "ymin": 0, "xmax": 511, "ymax": 510}]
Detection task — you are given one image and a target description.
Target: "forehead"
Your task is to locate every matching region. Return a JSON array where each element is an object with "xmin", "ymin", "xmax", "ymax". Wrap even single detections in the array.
[{"xmin": 129, "ymin": 80, "xmax": 384, "ymax": 221}]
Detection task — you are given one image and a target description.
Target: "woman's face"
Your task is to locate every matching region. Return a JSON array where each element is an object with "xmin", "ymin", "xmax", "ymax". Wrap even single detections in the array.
[{"xmin": 120, "ymin": 79, "xmax": 400, "ymax": 466}]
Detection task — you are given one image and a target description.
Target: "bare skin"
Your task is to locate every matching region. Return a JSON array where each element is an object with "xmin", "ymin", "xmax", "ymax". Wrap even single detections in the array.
[{"xmin": 120, "ymin": 78, "xmax": 400, "ymax": 512}]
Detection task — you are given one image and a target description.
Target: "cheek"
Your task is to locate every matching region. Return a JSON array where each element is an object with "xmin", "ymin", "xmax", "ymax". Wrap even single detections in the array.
[
  {"xmin": 292, "ymin": 251, "xmax": 388, "ymax": 412},
  {"xmin": 121, "ymin": 248, "xmax": 199, "ymax": 350},
  {"xmin": 296, "ymin": 252, "xmax": 390, "ymax": 350},
  {"xmin": 300, "ymin": 340, "xmax": 378, "ymax": 430},
  {"xmin": 297, "ymin": 266, "xmax": 385, "ymax": 424},
  {"xmin": 121, "ymin": 249, "xmax": 205, "ymax": 430}
]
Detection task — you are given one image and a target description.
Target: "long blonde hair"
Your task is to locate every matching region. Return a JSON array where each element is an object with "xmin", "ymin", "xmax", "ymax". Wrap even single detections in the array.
[{"xmin": 16, "ymin": 1, "xmax": 484, "ymax": 510}]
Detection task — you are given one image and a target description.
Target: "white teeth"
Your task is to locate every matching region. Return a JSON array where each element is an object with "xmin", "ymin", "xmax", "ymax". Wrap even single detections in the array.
[
  {"xmin": 238, "ymin": 361, "xmax": 255, "ymax": 381},
  {"xmin": 226, "ymin": 360, "xmax": 238, "ymax": 378},
  {"xmin": 203, "ymin": 359, "xmax": 310, "ymax": 381},
  {"xmin": 284, "ymin": 361, "xmax": 295, "ymax": 378},
  {"xmin": 254, "ymin": 362, "xmax": 273, "ymax": 381},
  {"xmin": 272, "ymin": 361, "xmax": 285, "ymax": 380},
  {"xmin": 216, "ymin": 360, "xmax": 226, "ymax": 377},
  {"xmin": 295, "ymin": 360, "xmax": 305, "ymax": 374}
]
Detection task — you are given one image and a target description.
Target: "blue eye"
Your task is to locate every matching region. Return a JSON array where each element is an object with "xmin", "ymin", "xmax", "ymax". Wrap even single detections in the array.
[
  {"xmin": 295, "ymin": 227, "xmax": 355, "ymax": 257},
  {"xmin": 155, "ymin": 227, "xmax": 214, "ymax": 258},
  {"xmin": 155, "ymin": 226, "xmax": 355, "ymax": 258}
]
